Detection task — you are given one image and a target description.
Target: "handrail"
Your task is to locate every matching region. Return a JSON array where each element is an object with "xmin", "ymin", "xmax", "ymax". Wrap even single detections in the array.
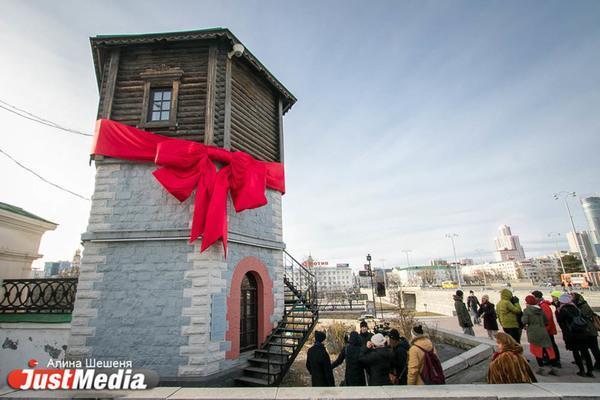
[{"xmin": 283, "ymin": 250, "xmax": 315, "ymax": 278}]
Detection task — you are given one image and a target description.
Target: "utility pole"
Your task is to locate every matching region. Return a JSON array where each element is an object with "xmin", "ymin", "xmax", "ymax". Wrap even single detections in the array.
[
  {"xmin": 548, "ymin": 232, "xmax": 566, "ymax": 276},
  {"xmin": 554, "ymin": 192, "xmax": 590, "ymax": 287},
  {"xmin": 446, "ymin": 233, "xmax": 462, "ymax": 288},
  {"xmin": 366, "ymin": 254, "xmax": 378, "ymax": 318}
]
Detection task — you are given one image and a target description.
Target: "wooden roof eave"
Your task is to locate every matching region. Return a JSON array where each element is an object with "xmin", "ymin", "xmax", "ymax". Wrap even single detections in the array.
[{"xmin": 89, "ymin": 28, "xmax": 297, "ymax": 113}]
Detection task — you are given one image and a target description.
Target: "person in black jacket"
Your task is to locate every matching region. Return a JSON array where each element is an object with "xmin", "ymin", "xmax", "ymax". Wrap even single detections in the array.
[
  {"xmin": 467, "ymin": 290, "xmax": 481, "ymax": 325},
  {"xmin": 388, "ymin": 329, "xmax": 408, "ymax": 385},
  {"xmin": 331, "ymin": 331, "xmax": 366, "ymax": 386},
  {"xmin": 359, "ymin": 333, "xmax": 393, "ymax": 385},
  {"xmin": 306, "ymin": 331, "xmax": 335, "ymax": 386},
  {"xmin": 572, "ymin": 292, "xmax": 600, "ymax": 370},
  {"xmin": 556, "ymin": 294, "xmax": 594, "ymax": 378},
  {"xmin": 359, "ymin": 320, "xmax": 373, "ymax": 346},
  {"xmin": 477, "ymin": 294, "xmax": 499, "ymax": 339}
]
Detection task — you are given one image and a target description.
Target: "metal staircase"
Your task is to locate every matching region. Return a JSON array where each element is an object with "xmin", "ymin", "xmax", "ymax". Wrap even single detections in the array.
[{"xmin": 235, "ymin": 250, "xmax": 318, "ymax": 386}]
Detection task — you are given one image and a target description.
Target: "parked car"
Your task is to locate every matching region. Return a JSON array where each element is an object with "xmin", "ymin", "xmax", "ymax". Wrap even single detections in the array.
[{"xmin": 441, "ymin": 281, "xmax": 458, "ymax": 289}]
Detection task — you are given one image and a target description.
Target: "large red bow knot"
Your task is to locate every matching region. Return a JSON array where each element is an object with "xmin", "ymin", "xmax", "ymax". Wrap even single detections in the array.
[{"xmin": 91, "ymin": 119, "xmax": 285, "ymax": 257}]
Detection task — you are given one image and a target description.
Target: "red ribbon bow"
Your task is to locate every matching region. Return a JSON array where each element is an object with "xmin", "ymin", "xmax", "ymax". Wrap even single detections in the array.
[{"xmin": 91, "ymin": 119, "xmax": 285, "ymax": 257}]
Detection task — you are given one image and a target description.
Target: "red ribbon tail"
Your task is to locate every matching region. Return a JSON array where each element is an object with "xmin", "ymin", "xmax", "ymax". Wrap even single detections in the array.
[
  {"xmin": 189, "ymin": 158, "xmax": 216, "ymax": 244},
  {"xmin": 200, "ymin": 166, "xmax": 230, "ymax": 254}
]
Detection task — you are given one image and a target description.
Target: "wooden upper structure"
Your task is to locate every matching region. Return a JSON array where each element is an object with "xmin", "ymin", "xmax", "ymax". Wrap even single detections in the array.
[{"xmin": 90, "ymin": 28, "xmax": 296, "ymax": 162}]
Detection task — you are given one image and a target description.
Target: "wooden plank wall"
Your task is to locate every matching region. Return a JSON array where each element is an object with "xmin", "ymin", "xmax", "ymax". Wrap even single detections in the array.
[
  {"xmin": 106, "ymin": 42, "xmax": 209, "ymax": 141},
  {"xmin": 230, "ymin": 58, "xmax": 280, "ymax": 162},
  {"xmin": 96, "ymin": 39, "xmax": 284, "ymax": 161}
]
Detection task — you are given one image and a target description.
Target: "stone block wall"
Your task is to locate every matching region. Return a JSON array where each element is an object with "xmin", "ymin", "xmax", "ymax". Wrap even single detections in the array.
[{"xmin": 67, "ymin": 161, "xmax": 284, "ymax": 381}]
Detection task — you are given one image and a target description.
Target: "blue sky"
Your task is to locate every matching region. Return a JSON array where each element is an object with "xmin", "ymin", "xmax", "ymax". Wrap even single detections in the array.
[{"xmin": 1, "ymin": 1, "xmax": 599, "ymax": 270}]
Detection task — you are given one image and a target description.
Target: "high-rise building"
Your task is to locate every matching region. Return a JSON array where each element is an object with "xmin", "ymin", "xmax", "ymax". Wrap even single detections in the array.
[
  {"xmin": 582, "ymin": 196, "xmax": 600, "ymax": 264},
  {"xmin": 494, "ymin": 225, "xmax": 526, "ymax": 261},
  {"xmin": 566, "ymin": 231, "xmax": 596, "ymax": 266}
]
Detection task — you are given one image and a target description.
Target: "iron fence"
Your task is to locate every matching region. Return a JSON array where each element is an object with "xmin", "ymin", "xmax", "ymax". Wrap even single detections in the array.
[{"xmin": 0, "ymin": 278, "xmax": 78, "ymax": 313}]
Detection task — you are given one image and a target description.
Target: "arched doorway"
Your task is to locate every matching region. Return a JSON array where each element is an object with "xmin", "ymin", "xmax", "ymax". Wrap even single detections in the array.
[
  {"xmin": 225, "ymin": 256, "xmax": 274, "ymax": 360},
  {"xmin": 239, "ymin": 272, "xmax": 258, "ymax": 352}
]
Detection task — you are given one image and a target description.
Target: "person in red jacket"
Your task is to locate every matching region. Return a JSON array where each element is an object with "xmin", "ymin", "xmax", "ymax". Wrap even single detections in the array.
[{"xmin": 532, "ymin": 290, "xmax": 561, "ymax": 368}]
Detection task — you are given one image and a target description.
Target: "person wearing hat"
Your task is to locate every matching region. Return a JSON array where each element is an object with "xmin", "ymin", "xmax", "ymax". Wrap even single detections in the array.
[
  {"xmin": 522, "ymin": 294, "xmax": 557, "ymax": 376},
  {"xmin": 556, "ymin": 293, "xmax": 595, "ymax": 377},
  {"xmin": 407, "ymin": 325, "xmax": 443, "ymax": 385},
  {"xmin": 359, "ymin": 320, "xmax": 373, "ymax": 347},
  {"xmin": 532, "ymin": 290, "xmax": 561, "ymax": 368},
  {"xmin": 487, "ymin": 332, "xmax": 537, "ymax": 384},
  {"xmin": 306, "ymin": 330, "xmax": 335, "ymax": 386},
  {"xmin": 453, "ymin": 290, "xmax": 475, "ymax": 336},
  {"xmin": 476, "ymin": 294, "xmax": 499, "ymax": 340},
  {"xmin": 359, "ymin": 333, "xmax": 393, "ymax": 385},
  {"xmin": 497, "ymin": 288, "xmax": 522, "ymax": 343},
  {"xmin": 388, "ymin": 328, "xmax": 408, "ymax": 385},
  {"xmin": 331, "ymin": 331, "xmax": 366, "ymax": 386},
  {"xmin": 572, "ymin": 292, "xmax": 600, "ymax": 370}
]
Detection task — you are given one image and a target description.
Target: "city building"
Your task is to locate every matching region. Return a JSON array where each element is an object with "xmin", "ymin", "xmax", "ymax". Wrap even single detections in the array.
[
  {"xmin": 391, "ymin": 265, "xmax": 454, "ymax": 287},
  {"xmin": 581, "ymin": 196, "xmax": 600, "ymax": 264},
  {"xmin": 461, "ymin": 261, "xmax": 521, "ymax": 281},
  {"xmin": 429, "ymin": 258, "xmax": 448, "ymax": 266},
  {"xmin": 0, "ymin": 202, "xmax": 57, "ymax": 280},
  {"xmin": 300, "ymin": 258, "xmax": 354, "ymax": 291},
  {"xmin": 566, "ymin": 231, "xmax": 596, "ymax": 266},
  {"xmin": 44, "ymin": 260, "xmax": 71, "ymax": 277},
  {"xmin": 495, "ymin": 225, "xmax": 526, "ymax": 261},
  {"xmin": 44, "ymin": 249, "xmax": 81, "ymax": 277},
  {"xmin": 517, "ymin": 257, "xmax": 561, "ymax": 283},
  {"xmin": 461, "ymin": 256, "xmax": 562, "ymax": 283}
]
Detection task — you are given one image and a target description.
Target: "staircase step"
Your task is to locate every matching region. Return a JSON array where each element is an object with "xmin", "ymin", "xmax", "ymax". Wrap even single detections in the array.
[
  {"xmin": 244, "ymin": 366, "xmax": 281, "ymax": 375},
  {"xmin": 255, "ymin": 349, "xmax": 292, "ymax": 357},
  {"xmin": 272, "ymin": 334, "xmax": 302, "ymax": 340},
  {"xmin": 278, "ymin": 327, "xmax": 307, "ymax": 333},
  {"xmin": 248, "ymin": 357, "xmax": 287, "ymax": 366},
  {"xmin": 283, "ymin": 318, "xmax": 313, "ymax": 325},
  {"xmin": 235, "ymin": 376, "xmax": 270, "ymax": 387},
  {"xmin": 266, "ymin": 342, "xmax": 297, "ymax": 348}
]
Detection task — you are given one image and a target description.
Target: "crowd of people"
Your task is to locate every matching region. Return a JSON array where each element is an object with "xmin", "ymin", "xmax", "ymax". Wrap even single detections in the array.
[
  {"xmin": 454, "ymin": 288, "xmax": 600, "ymax": 380},
  {"xmin": 306, "ymin": 321, "xmax": 444, "ymax": 387},
  {"xmin": 305, "ymin": 289, "xmax": 600, "ymax": 387}
]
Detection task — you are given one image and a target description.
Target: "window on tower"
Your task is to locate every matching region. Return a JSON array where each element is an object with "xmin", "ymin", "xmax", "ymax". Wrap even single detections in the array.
[{"xmin": 147, "ymin": 88, "xmax": 172, "ymax": 122}]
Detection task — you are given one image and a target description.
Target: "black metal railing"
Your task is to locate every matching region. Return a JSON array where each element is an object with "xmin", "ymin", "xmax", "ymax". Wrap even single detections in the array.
[
  {"xmin": 262, "ymin": 251, "xmax": 318, "ymax": 385},
  {"xmin": 283, "ymin": 250, "xmax": 318, "ymax": 316},
  {"xmin": 0, "ymin": 278, "xmax": 78, "ymax": 313}
]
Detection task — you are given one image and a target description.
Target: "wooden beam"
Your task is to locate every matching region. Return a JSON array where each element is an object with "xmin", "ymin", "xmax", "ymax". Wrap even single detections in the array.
[
  {"xmin": 204, "ymin": 44, "xmax": 218, "ymax": 145},
  {"xmin": 100, "ymin": 48, "xmax": 120, "ymax": 119},
  {"xmin": 278, "ymin": 98, "xmax": 284, "ymax": 163},
  {"xmin": 223, "ymin": 55, "xmax": 232, "ymax": 150}
]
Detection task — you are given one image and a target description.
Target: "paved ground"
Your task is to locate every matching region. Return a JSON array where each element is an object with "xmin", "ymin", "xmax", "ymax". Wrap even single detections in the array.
[{"xmin": 418, "ymin": 315, "xmax": 600, "ymax": 383}]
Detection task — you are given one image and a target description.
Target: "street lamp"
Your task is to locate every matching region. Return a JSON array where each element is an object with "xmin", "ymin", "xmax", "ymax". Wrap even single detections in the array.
[
  {"xmin": 548, "ymin": 232, "xmax": 567, "ymax": 276},
  {"xmin": 366, "ymin": 253, "xmax": 378, "ymax": 318},
  {"xmin": 553, "ymin": 192, "xmax": 590, "ymax": 280},
  {"xmin": 445, "ymin": 233, "xmax": 462, "ymax": 288},
  {"xmin": 401, "ymin": 250, "xmax": 412, "ymax": 267}
]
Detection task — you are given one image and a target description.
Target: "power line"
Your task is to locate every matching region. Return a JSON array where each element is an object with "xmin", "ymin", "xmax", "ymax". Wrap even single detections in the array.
[
  {"xmin": 0, "ymin": 99, "xmax": 93, "ymax": 137},
  {"xmin": 0, "ymin": 147, "xmax": 90, "ymax": 201}
]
